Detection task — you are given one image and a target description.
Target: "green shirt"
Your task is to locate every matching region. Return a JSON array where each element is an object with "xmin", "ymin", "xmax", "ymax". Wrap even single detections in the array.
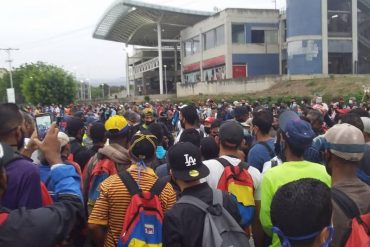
[{"xmin": 259, "ymin": 160, "xmax": 331, "ymax": 247}]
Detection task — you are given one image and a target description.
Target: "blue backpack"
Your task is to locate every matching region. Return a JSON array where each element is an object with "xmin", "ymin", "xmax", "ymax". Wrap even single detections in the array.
[{"xmin": 117, "ymin": 171, "xmax": 167, "ymax": 247}]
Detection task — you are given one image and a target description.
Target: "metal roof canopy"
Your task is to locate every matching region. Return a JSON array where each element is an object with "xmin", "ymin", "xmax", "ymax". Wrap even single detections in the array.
[{"xmin": 93, "ymin": 0, "xmax": 213, "ymax": 46}]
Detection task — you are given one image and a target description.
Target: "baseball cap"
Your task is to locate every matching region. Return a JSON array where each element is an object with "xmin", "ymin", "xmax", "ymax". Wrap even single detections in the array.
[
  {"xmin": 324, "ymin": 124, "xmax": 365, "ymax": 161},
  {"xmin": 143, "ymin": 108, "xmax": 154, "ymax": 116},
  {"xmin": 279, "ymin": 111, "xmax": 315, "ymax": 148},
  {"xmin": 219, "ymin": 121, "xmax": 244, "ymax": 147},
  {"xmin": 168, "ymin": 142, "xmax": 209, "ymax": 181},
  {"xmin": 105, "ymin": 115, "xmax": 130, "ymax": 137},
  {"xmin": 361, "ymin": 117, "xmax": 370, "ymax": 134},
  {"xmin": 57, "ymin": 132, "xmax": 70, "ymax": 147}
]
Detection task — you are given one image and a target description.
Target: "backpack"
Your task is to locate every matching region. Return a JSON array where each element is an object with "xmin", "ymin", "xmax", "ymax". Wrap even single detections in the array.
[
  {"xmin": 216, "ymin": 157, "xmax": 255, "ymax": 227},
  {"xmin": 177, "ymin": 189, "xmax": 251, "ymax": 247},
  {"xmin": 117, "ymin": 171, "xmax": 168, "ymax": 247},
  {"xmin": 332, "ymin": 188, "xmax": 370, "ymax": 247},
  {"xmin": 84, "ymin": 157, "xmax": 117, "ymax": 215}
]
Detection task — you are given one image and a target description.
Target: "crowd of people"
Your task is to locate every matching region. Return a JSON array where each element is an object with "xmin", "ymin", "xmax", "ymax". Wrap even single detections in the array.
[{"xmin": 0, "ymin": 96, "xmax": 369, "ymax": 247}]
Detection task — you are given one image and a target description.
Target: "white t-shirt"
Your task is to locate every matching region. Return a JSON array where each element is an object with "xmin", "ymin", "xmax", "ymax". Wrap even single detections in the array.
[
  {"xmin": 262, "ymin": 156, "xmax": 282, "ymax": 174},
  {"xmin": 202, "ymin": 155, "xmax": 262, "ymax": 200},
  {"xmin": 174, "ymin": 128, "xmax": 205, "ymax": 143}
]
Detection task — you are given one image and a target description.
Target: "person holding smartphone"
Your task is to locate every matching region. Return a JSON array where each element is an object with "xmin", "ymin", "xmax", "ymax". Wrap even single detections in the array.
[
  {"xmin": 0, "ymin": 103, "xmax": 43, "ymax": 209},
  {"xmin": 0, "ymin": 123, "xmax": 85, "ymax": 247}
]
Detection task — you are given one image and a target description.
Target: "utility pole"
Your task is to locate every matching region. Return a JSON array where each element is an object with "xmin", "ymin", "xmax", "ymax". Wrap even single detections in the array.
[{"xmin": 0, "ymin": 48, "xmax": 19, "ymax": 89}]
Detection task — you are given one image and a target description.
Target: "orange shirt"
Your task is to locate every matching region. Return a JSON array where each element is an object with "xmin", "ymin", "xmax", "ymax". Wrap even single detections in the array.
[{"xmin": 88, "ymin": 165, "xmax": 176, "ymax": 247}]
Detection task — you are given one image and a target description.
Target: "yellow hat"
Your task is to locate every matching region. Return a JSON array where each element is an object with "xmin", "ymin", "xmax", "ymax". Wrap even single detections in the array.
[
  {"xmin": 143, "ymin": 108, "xmax": 154, "ymax": 116},
  {"xmin": 105, "ymin": 115, "xmax": 128, "ymax": 132}
]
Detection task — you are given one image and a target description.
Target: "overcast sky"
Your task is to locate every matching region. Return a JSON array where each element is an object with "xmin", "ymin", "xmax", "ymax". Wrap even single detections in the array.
[{"xmin": 0, "ymin": 0, "xmax": 286, "ymax": 86}]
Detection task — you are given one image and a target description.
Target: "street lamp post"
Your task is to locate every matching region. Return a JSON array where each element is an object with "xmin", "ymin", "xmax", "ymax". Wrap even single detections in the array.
[
  {"xmin": 101, "ymin": 84, "xmax": 105, "ymax": 99},
  {"xmin": 164, "ymin": 64, "xmax": 168, "ymax": 95}
]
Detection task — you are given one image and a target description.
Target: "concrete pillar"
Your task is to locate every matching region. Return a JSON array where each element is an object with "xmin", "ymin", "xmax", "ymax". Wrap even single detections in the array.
[
  {"xmin": 322, "ymin": 0, "xmax": 329, "ymax": 74},
  {"xmin": 352, "ymin": 0, "xmax": 358, "ymax": 74},
  {"xmin": 199, "ymin": 32, "xmax": 204, "ymax": 81},
  {"xmin": 180, "ymin": 37, "xmax": 184, "ymax": 83},
  {"xmin": 225, "ymin": 20, "xmax": 233, "ymax": 79},
  {"xmin": 125, "ymin": 44, "xmax": 130, "ymax": 97},
  {"xmin": 157, "ymin": 22, "xmax": 164, "ymax": 94}
]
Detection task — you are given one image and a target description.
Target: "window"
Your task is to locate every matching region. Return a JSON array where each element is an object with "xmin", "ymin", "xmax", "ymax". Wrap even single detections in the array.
[
  {"xmin": 265, "ymin": 30, "xmax": 278, "ymax": 44},
  {"xmin": 232, "ymin": 24, "xmax": 245, "ymax": 43},
  {"xmin": 328, "ymin": 53, "xmax": 352, "ymax": 74},
  {"xmin": 193, "ymin": 36, "xmax": 200, "ymax": 54},
  {"xmin": 184, "ymin": 41, "xmax": 192, "ymax": 57},
  {"xmin": 251, "ymin": 30, "xmax": 265, "ymax": 43},
  {"xmin": 204, "ymin": 30, "xmax": 215, "ymax": 50},
  {"xmin": 204, "ymin": 66, "xmax": 226, "ymax": 81},
  {"xmin": 328, "ymin": 0, "xmax": 352, "ymax": 37},
  {"xmin": 215, "ymin": 25, "xmax": 225, "ymax": 46}
]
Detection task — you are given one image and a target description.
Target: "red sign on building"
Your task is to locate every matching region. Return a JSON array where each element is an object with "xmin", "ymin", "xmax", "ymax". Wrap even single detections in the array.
[
  {"xmin": 233, "ymin": 65, "xmax": 248, "ymax": 79},
  {"xmin": 183, "ymin": 62, "xmax": 200, "ymax": 73}
]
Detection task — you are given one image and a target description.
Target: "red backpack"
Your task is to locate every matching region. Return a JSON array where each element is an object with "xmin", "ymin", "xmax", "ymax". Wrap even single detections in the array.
[
  {"xmin": 216, "ymin": 157, "xmax": 255, "ymax": 227},
  {"xmin": 83, "ymin": 158, "xmax": 117, "ymax": 215},
  {"xmin": 117, "ymin": 171, "xmax": 167, "ymax": 247},
  {"xmin": 332, "ymin": 188, "xmax": 370, "ymax": 247}
]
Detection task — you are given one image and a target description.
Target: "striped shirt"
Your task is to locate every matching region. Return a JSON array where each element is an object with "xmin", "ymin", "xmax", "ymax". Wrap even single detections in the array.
[{"xmin": 88, "ymin": 165, "xmax": 177, "ymax": 247}]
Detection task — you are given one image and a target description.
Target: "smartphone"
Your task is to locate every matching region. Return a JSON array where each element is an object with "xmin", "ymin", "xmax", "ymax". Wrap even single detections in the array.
[{"xmin": 35, "ymin": 114, "xmax": 52, "ymax": 141}]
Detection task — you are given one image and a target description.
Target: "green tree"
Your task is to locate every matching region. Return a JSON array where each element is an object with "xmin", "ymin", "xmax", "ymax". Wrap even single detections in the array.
[{"xmin": 20, "ymin": 62, "xmax": 77, "ymax": 105}]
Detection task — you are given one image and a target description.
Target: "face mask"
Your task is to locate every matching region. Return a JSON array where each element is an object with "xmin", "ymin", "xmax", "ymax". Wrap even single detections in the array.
[
  {"xmin": 17, "ymin": 129, "xmax": 25, "ymax": 151},
  {"xmin": 272, "ymin": 225, "xmax": 333, "ymax": 247},
  {"xmin": 204, "ymin": 127, "xmax": 211, "ymax": 135},
  {"xmin": 243, "ymin": 129, "xmax": 251, "ymax": 137}
]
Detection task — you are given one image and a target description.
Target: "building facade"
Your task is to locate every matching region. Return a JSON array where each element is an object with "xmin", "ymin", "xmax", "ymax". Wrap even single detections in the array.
[
  {"xmin": 180, "ymin": 9, "xmax": 280, "ymax": 83},
  {"xmin": 287, "ymin": 0, "xmax": 370, "ymax": 75}
]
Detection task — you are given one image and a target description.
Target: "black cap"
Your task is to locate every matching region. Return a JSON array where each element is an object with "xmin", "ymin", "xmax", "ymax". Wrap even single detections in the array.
[
  {"xmin": 66, "ymin": 117, "xmax": 84, "ymax": 136},
  {"xmin": 219, "ymin": 121, "xmax": 244, "ymax": 147},
  {"xmin": 168, "ymin": 142, "xmax": 209, "ymax": 181}
]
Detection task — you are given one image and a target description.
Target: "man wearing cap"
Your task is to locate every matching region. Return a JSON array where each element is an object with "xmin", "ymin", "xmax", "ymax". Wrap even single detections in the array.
[
  {"xmin": 259, "ymin": 111, "xmax": 331, "ymax": 247},
  {"xmin": 322, "ymin": 124, "xmax": 370, "ymax": 246},
  {"xmin": 141, "ymin": 107, "xmax": 155, "ymax": 130},
  {"xmin": 88, "ymin": 131, "xmax": 176, "ymax": 247},
  {"xmin": 82, "ymin": 116, "xmax": 131, "ymax": 213},
  {"xmin": 163, "ymin": 142, "xmax": 241, "ymax": 247}
]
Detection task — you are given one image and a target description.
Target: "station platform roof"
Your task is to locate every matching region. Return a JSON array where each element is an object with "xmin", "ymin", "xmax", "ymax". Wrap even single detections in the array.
[{"xmin": 93, "ymin": 0, "xmax": 212, "ymax": 46}]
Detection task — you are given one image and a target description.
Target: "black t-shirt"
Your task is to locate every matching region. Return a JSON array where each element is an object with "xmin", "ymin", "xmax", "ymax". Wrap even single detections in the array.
[{"xmin": 163, "ymin": 182, "xmax": 241, "ymax": 247}]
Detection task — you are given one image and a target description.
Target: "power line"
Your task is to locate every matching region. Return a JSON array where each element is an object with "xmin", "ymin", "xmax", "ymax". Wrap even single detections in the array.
[{"xmin": 16, "ymin": 26, "xmax": 93, "ymax": 48}]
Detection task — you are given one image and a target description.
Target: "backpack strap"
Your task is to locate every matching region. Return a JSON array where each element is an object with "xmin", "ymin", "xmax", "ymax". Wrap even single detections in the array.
[
  {"xmin": 256, "ymin": 141, "xmax": 275, "ymax": 159},
  {"xmin": 150, "ymin": 176, "xmax": 169, "ymax": 196},
  {"xmin": 216, "ymin": 157, "xmax": 249, "ymax": 173},
  {"xmin": 332, "ymin": 188, "xmax": 361, "ymax": 219},
  {"xmin": 118, "ymin": 171, "xmax": 141, "ymax": 197}
]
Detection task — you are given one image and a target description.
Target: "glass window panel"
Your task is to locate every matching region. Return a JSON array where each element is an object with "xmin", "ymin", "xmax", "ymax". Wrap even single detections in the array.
[
  {"xmin": 265, "ymin": 30, "xmax": 278, "ymax": 44},
  {"xmin": 232, "ymin": 24, "xmax": 245, "ymax": 44},
  {"xmin": 204, "ymin": 30, "xmax": 215, "ymax": 50},
  {"xmin": 192, "ymin": 36, "xmax": 200, "ymax": 54},
  {"xmin": 215, "ymin": 25, "xmax": 225, "ymax": 46},
  {"xmin": 251, "ymin": 30, "xmax": 265, "ymax": 43}
]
